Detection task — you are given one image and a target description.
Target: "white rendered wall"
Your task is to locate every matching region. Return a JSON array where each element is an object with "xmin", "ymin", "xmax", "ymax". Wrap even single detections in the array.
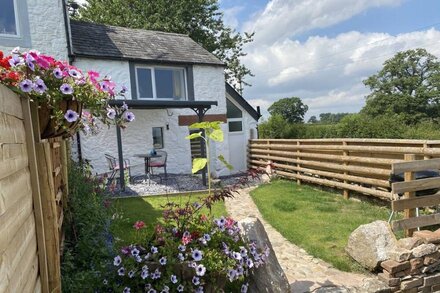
[
  {"xmin": 73, "ymin": 61, "xmax": 230, "ymax": 176},
  {"xmin": 73, "ymin": 58, "xmax": 132, "ymax": 99},
  {"xmin": 0, "ymin": 0, "xmax": 69, "ymax": 60}
]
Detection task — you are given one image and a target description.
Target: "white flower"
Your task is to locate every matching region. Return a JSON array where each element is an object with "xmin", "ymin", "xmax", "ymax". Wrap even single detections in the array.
[
  {"xmin": 195, "ymin": 264, "xmax": 206, "ymax": 276},
  {"xmin": 113, "ymin": 255, "xmax": 122, "ymax": 266}
]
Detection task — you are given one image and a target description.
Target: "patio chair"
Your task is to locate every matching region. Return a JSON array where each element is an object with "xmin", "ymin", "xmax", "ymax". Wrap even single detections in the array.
[
  {"xmin": 148, "ymin": 150, "xmax": 167, "ymax": 179},
  {"xmin": 105, "ymin": 153, "xmax": 131, "ymax": 184}
]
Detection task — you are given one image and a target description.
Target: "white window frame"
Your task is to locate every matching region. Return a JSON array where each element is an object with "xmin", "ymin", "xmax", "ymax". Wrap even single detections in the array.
[
  {"xmin": 0, "ymin": 0, "xmax": 20, "ymax": 38},
  {"xmin": 226, "ymin": 98, "xmax": 244, "ymax": 133},
  {"xmin": 135, "ymin": 65, "xmax": 188, "ymax": 100}
]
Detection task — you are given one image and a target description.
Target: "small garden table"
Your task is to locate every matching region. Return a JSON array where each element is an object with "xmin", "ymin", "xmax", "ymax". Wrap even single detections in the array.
[{"xmin": 134, "ymin": 153, "xmax": 162, "ymax": 184}]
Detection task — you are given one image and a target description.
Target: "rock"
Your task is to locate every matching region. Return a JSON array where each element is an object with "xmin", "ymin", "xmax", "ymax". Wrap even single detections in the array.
[
  {"xmin": 413, "ymin": 230, "xmax": 440, "ymax": 244},
  {"xmin": 238, "ymin": 217, "xmax": 291, "ymax": 292},
  {"xmin": 359, "ymin": 278, "xmax": 391, "ymax": 293},
  {"xmin": 389, "ymin": 247, "xmax": 412, "ymax": 262},
  {"xmin": 411, "ymin": 243, "xmax": 437, "ymax": 258},
  {"xmin": 397, "ymin": 237, "xmax": 424, "ymax": 250},
  {"xmin": 381, "ymin": 260, "xmax": 410, "ymax": 274},
  {"xmin": 346, "ymin": 220, "xmax": 398, "ymax": 271}
]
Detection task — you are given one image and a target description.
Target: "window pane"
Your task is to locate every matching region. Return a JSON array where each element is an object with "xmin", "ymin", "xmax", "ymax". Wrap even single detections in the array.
[
  {"xmin": 227, "ymin": 99, "xmax": 242, "ymax": 118},
  {"xmin": 155, "ymin": 68, "xmax": 185, "ymax": 100},
  {"xmin": 152, "ymin": 127, "xmax": 164, "ymax": 149},
  {"xmin": 228, "ymin": 121, "xmax": 242, "ymax": 132},
  {"xmin": 0, "ymin": 0, "xmax": 17, "ymax": 35},
  {"xmin": 136, "ymin": 68, "xmax": 153, "ymax": 98}
]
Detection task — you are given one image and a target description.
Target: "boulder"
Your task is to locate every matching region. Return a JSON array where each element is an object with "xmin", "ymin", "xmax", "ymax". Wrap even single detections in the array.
[
  {"xmin": 346, "ymin": 220, "xmax": 398, "ymax": 271},
  {"xmin": 238, "ymin": 217, "xmax": 291, "ymax": 292}
]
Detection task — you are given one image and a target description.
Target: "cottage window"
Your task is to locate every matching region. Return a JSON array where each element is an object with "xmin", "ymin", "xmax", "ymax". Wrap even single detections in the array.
[
  {"xmin": 0, "ymin": 0, "xmax": 18, "ymax": 36},
  {"xmin": 136, "ymin": 66, "xmax": 187, "ymax": 100},
  {"xmin": 152, "ymin": 127, "xmax": 164, "ymax": 149},
  {"xmin": 226, "ymin": 99, "xmax": 243, "ymax": 132}
]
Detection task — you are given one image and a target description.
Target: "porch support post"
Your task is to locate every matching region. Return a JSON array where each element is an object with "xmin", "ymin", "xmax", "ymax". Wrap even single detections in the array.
[
  {"xmin": 192, "ymin": 106, "xmax": 210, "ymax": 186},
  {"xmin": 116, "ymin": 124, "xmax": 125, "ymax": 191}
]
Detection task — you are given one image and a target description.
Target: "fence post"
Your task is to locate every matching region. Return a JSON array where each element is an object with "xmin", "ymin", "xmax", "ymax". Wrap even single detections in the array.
[
  {"xmin": 404, "ymin": 153, "xmax": 416, "ymax": 237},
  {"xmin": 36, "ymin": 141, "xmax": 61, "ymax": 292},
  {"xmin": 424, "ymin": 143, "xmax": 432, "ymax": 160},
  {"xmin": 296, "ymin": 141, "xmax": 301, "ymax": 185},
  {"xmin": 343, "ymin": 141, "xmax": 349, "ymax": 199}
]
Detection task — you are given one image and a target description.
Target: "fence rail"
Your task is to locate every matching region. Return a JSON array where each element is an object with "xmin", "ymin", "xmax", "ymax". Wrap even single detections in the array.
[{"xmin": 248, "ymin": 139, "xmax": 440, "ymax": 201}]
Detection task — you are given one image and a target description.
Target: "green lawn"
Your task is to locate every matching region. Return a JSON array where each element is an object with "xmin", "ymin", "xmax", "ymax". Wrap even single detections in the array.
[
  {"xmin": 111, "ymin": 193, "xmax": 228, "ymax": 246},
  {"xmin": 250, "ymin": 180, "xmax": 393, "ymax": 273}
]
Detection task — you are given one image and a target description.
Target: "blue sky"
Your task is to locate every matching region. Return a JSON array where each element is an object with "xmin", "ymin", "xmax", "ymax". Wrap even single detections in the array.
[{"xmin": 218, "ymin": 0, "xmax": 440, "ymax": 119}]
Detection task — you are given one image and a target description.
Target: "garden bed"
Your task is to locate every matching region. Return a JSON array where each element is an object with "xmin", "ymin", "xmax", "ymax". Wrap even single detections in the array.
[
  {"xmin": 111, "ymin": 194, "xmax": 228, "ymax": 246},
  {"xmin": 250, "ymin": 179, "xmax": 393, "ymax": 272}
]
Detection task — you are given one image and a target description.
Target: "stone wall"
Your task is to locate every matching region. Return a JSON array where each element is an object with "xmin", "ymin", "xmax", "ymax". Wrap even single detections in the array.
[{"xmin": 378, "ymin": 230, "xmax": 440, "ymax": 292}]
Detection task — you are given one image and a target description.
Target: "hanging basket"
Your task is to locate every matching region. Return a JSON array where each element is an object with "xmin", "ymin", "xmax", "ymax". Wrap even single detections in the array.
[{"xmin": 38, "ymin": 99, "xmax": 82, "ymax": 139}]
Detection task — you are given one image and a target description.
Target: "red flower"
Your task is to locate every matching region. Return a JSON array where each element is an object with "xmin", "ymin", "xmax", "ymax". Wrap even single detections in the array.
[
  {"xmin": 0, "ymin": 51, "xmax": 3, "ymax": 60},
  {"xmin": 0, "ymin": 56, "xmax": 11, "ymax": 69},
  {"xmin": 133, "ymin": 220, "xmax": 145, "ymax": 230},
  {"xmin": 7, "ymin": 71, "xmax": 20, "ymax": 81},
  {"xmin": 200, "ymin": 214, "xmax": 208, "ymax": 222}
]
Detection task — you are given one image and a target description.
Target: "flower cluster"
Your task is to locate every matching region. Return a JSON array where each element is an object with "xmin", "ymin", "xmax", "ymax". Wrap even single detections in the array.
[
  {"xmin": 105, "ymin": 215, "xmax": 269, "ymax": 292},
  {"xmin": 0, "ymin": 48, "xmax": 134, "ymax": 134}
]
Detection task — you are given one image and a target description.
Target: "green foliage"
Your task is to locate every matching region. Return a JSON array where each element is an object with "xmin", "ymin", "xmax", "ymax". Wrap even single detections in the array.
[
  {"xmin": 308, "ymin": 115, "xmax": 318, "ymax": 123},
  {"xmin": 61, "ymin": 162, "xmax": 113, "ymax": 292},
  {"xmin": 362, "ymin": 48, "xmax": 440, "ymax": 125},
  {"xmin": 192, "ymin": 158, "xmax": 208, "ymax": 174},
  {"xmin": 251, "ymin": 180, "xmax": 392, "ymax": 272},
  {"xmin": 337, "ymin": 113, "xmax": 407, "ymax": 138},
  {"xmin": 318, "ymin": 112, "xmax": 351, "ymax": 124},
  {"xmin": 258, "ymin": 115, "xmax": 302, "ymax": 138},
  {"xmin": 74, "ymin": 0, "xmax": 254, "ymax": 91},
  {"xmin": 267, "ymin": 97, "xmax": 309, "ymax": 123}
]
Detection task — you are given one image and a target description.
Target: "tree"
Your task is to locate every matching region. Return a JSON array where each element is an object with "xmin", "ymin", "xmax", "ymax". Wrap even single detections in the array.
[
  {"xmin": 362, "ymin": 48, "xmax": 440, "ymax": 125},
  {"xmin": 308, "ymin": 116, "xmax": 318, "ymax": 123},
  {"xmin": 267, "ymin": 97, "xmax": 308, "ymax": 123},
  {"xmin": 318, "ymin": 112, "xmax": 350, "ymax": 124},
  {"xmin": 71, "ymin": 0, "xmax": 254, "ymax": 93}
]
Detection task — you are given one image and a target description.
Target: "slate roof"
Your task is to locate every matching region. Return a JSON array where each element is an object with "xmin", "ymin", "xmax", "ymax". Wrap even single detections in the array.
[{"xmin": 69, "ymin": 20, "xmax": 224, "ymax": 66}]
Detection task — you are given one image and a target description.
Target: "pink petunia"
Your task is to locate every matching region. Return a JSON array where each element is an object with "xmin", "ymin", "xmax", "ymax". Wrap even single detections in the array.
[{"xmin": 133, "ymin": 220, "xmax": 145, "ymax": 230}]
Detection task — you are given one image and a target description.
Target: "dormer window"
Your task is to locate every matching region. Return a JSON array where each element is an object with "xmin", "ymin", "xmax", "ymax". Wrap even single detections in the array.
[
  {"xmin": 0, "ymin": 0, "xmax": 18, "ymax": 36},
  {"xmin": 135, "ymin": 66, "xmax": 187, "ymax": 100}
]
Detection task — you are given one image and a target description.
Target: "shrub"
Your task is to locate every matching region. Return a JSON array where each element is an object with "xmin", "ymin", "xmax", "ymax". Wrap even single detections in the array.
[{"xmin": 61, "ymin": 162, "xmax": 113, "ymax": 292}]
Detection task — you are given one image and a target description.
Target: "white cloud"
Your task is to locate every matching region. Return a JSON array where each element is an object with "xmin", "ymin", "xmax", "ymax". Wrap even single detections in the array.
[
  {"xmin": 223, "ymin": 6, "xmax": 245, "ymax": 30},
  {"xmin": 243, "ymin": 0, "xmax": 403, "ymax": 46},
  {"xmin": 242, "ymin": 28, "xmax": 440, "ymax": 119}
]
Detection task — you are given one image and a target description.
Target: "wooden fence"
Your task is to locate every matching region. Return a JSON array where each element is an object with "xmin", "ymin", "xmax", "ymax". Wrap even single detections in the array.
[
  {"xmin": 0, "ymin": 85, "xmax": 68, "ymax": 292},
  {"xmin": 248, "ymin": 139, "xmax": 440, "ymax": 201},
  {"xmin": 390, "ymin": 157, "xmax": 440, "ymax": 236}
]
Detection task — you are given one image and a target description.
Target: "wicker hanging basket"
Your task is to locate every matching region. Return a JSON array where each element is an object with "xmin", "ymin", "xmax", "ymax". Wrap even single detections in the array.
[{"xmin": 38, "ymin": 99, "xmax": 82, "ymax": 139}]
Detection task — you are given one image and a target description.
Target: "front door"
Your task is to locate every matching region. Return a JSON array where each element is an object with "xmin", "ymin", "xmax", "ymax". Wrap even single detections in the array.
[{"xmin": 226, "ymin": 98, "xmax": 246, "ymax": 172}]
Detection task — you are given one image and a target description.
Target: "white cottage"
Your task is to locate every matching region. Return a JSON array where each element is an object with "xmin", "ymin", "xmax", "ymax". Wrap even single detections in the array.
[{"xmin": 0, "ymin": 0, "xmax": 260, "ymax": 177}]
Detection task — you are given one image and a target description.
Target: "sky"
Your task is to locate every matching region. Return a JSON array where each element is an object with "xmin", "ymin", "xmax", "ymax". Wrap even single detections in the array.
[
  {"xmin": 76, "ymin": 0, "xmax": 440, "ymax": 120},
  {"xmin": 219, "ymin": 0, "xmax": 440, "ymax": 120}
]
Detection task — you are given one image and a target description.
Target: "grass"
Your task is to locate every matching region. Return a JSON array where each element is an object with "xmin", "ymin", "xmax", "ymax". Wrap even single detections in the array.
[
  {"xmin": 110, "ymin": 193, "xmax": 228, "ymax": 246},
  {"xmin": 250, "ymin": 179, "xmax": 393, "ymax": 273}
]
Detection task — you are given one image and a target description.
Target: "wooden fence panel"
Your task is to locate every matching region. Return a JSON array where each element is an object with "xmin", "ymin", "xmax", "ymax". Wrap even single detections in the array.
[
  {"xmin": 248, "ymin": 139, "xmax": 440, "ymax": 201},
  {"xmin": 0, "ymin": 86, "xmax": 44, "ymax": 292}
]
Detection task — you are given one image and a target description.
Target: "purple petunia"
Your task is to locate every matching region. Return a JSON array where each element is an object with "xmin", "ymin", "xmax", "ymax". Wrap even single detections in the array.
[
  {"xmin": 123, "ymin": 111, "xmax": 135, "ymax": 122},
  {"xmin": 64, "ymin": 110, "xmax": 79, "ymax": 123},
  {"xmin": 159, "ymin": 256, "xmax": 167, "ymax": 265},
  {"xmin": 19, "ymin": 79, "xmax": 33, "ymax": 93},
  {"xmin": 177, "ymin": 253, "xmax": 184, "ymax": 262},
  {"xmin": 53, "ymin": 68, "xmax": 63, "ymax": 79},
  {"xmin": 128, "ymin": 270, "xmax": 135, "ymax": 278},
  {"xmin": 178, "ymin": 244, "xmax": 186, "ymax": 252},
  {"xmin": 196, "ymin": 287, "xmax": 204, "ymax": 293},
  {"xmin": 68, "ymin": 69, "xmax": 82, "ymax": 79},
  {"xmin": 60, "ymin": 83, "xmax": 73, "ymax": 95},
  {"xmin": 195, "ymin": 264, "xmax": 206, "ymax": 276},
  {"xmin": 192, "ymin": 249, "xmax": 203, "ymax": 261},
  {"xmin": 170, "ymin": 275, "xmax": 178, "ymax": 284},
  {"xmin": 141, "ymin": 270, "xmax": 149, "ymax": 280},
  {"xmin": 192, "ymin": 276, "xmax": 200, "ymax": 285},
  {"xmin": 151, "ymin": 246, "xmax": 158, "ymax": 254},
  {"xmin": 33, "ymin": 78, "xmax": 47, "ymax": 94},
  {"xmin": 123, "ymin": 287, "xmax": 130, "ymax": 293},
  {"xmin": 113, "ymin": 255, "xmax": 122, "ymax": 266},
  {"xmin": 118, "ymin": 267, "xmax": 125, "ymax": 276},
  {"xmin": 131, "ymin": 248, "xmax": 139, "ymax": 257},
  {"xmin": 106, "ymin": 108, "xmax": 116, "ymax": 120},
  {"xmin": 241, "ymin": 283, "xmax": 249, "ymax": 293},
  {"xmin": 177, "ymin": 284, "xmax": 184, "ymax": 292},
  {"xmin": 227, "ymin": 269, "xmax": 236, "ymax": 282}
]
